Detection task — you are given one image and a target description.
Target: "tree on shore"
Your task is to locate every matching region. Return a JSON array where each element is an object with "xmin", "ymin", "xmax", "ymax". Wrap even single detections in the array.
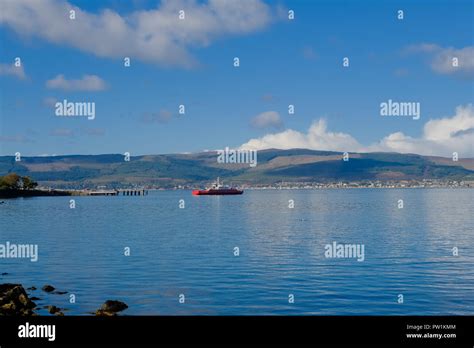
[
  {"xmin": 0, "ymin": 173, "xmax": 20, "ymax": 189},
  {"xmin": 21, "ymin": 176, "xmax": 38, "ymax": 190},
  {"xmin": 0, "ymin": 173, "xmax": 38, "ymax": 190}
]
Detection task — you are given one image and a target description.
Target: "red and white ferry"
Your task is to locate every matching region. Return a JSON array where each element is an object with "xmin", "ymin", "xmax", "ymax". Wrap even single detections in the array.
[{"xmin": 192, "ymin": 178, "xmax": 243, "ymax": 195}]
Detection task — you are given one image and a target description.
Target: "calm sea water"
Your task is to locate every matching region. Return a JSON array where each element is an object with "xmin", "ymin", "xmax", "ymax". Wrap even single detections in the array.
[{"xmin": 1, "ymin": 189, "xmax": 473, "ymax": 315}]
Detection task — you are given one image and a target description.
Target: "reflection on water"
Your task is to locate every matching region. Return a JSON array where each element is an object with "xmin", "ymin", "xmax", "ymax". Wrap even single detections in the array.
[{"xmin": 1, "ymin": 189, "xmax": 473, "ymax": 315}]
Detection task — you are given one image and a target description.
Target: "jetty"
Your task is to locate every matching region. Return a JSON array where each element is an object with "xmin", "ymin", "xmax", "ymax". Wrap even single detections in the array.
[
  {"xmin": 72, "ymin": 189, "xmax": 148, "ymax": 196},
  {"xmin": 88, "ymin": 190, "xmax": 119, "ymax": 196},
  {"xmin": 118, "ymin": 189, "xmax": 148, "ymax": 196}
]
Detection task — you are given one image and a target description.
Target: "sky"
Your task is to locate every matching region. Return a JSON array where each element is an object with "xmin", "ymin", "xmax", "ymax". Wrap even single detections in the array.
[{"xmin": 0, "ymin": 0, "xmax": 473, "ymax": 157}]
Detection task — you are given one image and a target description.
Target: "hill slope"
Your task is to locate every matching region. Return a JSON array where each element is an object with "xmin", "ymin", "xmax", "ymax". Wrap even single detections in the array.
[{"xmin": 0, "ymin": 149, "xmax": 473, "ymax": 188}]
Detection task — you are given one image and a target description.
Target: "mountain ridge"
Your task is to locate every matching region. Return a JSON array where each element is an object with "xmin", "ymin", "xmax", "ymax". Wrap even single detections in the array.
[{"xmin": 1, "ymin": 149, "xmax": 473, "ymax": 188}]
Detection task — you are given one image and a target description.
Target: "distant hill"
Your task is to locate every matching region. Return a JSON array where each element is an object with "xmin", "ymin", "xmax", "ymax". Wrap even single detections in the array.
[{"xmin": 0, "ymin": 149, "xmax": 473, "ymax": 188}]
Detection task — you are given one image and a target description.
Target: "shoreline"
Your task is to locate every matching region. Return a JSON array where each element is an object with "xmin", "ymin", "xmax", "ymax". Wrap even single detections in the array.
[
  {"xmin": 0, "ymin": 282, "xmax": 128, "ymax": 316},
  {"xmin": 1, "ymin": 180, "xmax": 473, "ymax": 199},
  {"xmin": 0, "ymin": 189, "xmax": 72, "ymax": 199}
]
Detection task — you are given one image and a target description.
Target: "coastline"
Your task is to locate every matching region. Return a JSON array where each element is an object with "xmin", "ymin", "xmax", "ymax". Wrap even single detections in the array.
[
  {"xmin": 0, "ymin": 189, "xmax": 72, "ymax": 199},
  {"xmin": 1, "ymin": 181, "xmax": 473, "ymax": 199}
]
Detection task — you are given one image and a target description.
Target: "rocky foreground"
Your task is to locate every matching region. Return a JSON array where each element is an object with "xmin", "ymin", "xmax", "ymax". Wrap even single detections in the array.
[
  {"xmin": 0, "ymin": 283, "xmax": 128, "ymax": 316},
  {"xmin": 0, "ymin": 284, "xmax": 37, "ymax": 315}
]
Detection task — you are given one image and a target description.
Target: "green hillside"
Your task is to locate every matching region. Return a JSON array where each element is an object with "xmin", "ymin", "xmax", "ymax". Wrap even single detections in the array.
[{"xmin": 0, "ymin": 149, "xmax": 473, "ymax": 188}]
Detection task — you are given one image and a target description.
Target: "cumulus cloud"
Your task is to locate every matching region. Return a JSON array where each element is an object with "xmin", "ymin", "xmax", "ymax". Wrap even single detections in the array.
[
  {"xmin": 0, "ymin": 62, "xmax": 26, "ymax": 79},
  {"xmin": 250, "ymin": 111, "xmax": 283, "ymax": 129},
  {"xmin": 369, "ymin": 104, "xmax": 474, "ymax": 156},
  {"xmin": 241, "ymin": 105, "xmax": 474, "ymax": 157},
  {"xmin": 405, "ymin": 43, "xmax": 474, "ymax": 78},
  {"xmin": 0, "ymin": 0, "xmax": 276, "ymax": 68},
  {"xmin": 242, "ymin": 118, "xmax": 361, "ymax": 151},
  {"xmin": 46, "ymin": 74, "xmax": 107, "ymax": 91}
]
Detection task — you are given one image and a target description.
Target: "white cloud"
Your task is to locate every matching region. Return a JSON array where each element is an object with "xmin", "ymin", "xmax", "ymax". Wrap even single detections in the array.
[
  {"xmin": 250, "ymin": 111, "xmax": 283, "ymax": 129},
  {"xmin": 242, "ymin": 118, "xmax": 362, "ymax": 151},
  {"xmin": 0, "ymin": 62, "xmax": 26, "ymax": 79},
  {"xmin": 0, "ymin": 0, "xmax": 275, "ymax": 68},
  {"xmin": 369, "ymin": 104, "xmax": 474, "ymax": 156},
  {"xmin": 431, "ymin": 46, "xmax": 474, "ymax": 76},
  {"xmin": 46, "ymin": 74, "xmax": 107, "ymax": 91},
  {"xmin": 405, "ymin": 43, "xmax": 474, "ymax": 78},
  {"xmin": 241, "ymin": 105, "xmax": 474, "ymax": 157}
]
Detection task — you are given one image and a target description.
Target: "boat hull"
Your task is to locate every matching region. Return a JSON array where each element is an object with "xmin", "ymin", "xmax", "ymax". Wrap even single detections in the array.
[{"xmin": 192, "ymin": 189, "xmax": 243, "ymax": 195}]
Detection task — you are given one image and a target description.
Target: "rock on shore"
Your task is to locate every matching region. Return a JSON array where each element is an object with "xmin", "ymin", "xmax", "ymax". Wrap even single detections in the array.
[
  {"xmin": 1, "ymin": 283, "xmax": 129, "ymax": 316},
  {"xmin": 95, "ymin": 300, "xmax": 128, "ymax": 316},
  {"xmin": 0, "ymin": 284, "xmax": 37, "ymax": 316}
]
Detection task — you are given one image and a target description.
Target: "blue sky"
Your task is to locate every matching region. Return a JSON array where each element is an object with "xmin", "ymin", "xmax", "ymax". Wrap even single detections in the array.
[{"xmin": 0, "ymin": 0, "xmax": 473, "ymax": 156}]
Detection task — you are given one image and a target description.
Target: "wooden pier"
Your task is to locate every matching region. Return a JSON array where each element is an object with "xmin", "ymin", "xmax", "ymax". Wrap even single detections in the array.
[
  {"xmin": 89, "ymin": 190, "xmax": 118, "ymax": 196},
  {"xmin": 119, "ymin": 189, "xmax": 148, "ymax": 196},
  {"xmin": 81, "ymin": 189, "xmax": 148, "ymax": 196}
]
